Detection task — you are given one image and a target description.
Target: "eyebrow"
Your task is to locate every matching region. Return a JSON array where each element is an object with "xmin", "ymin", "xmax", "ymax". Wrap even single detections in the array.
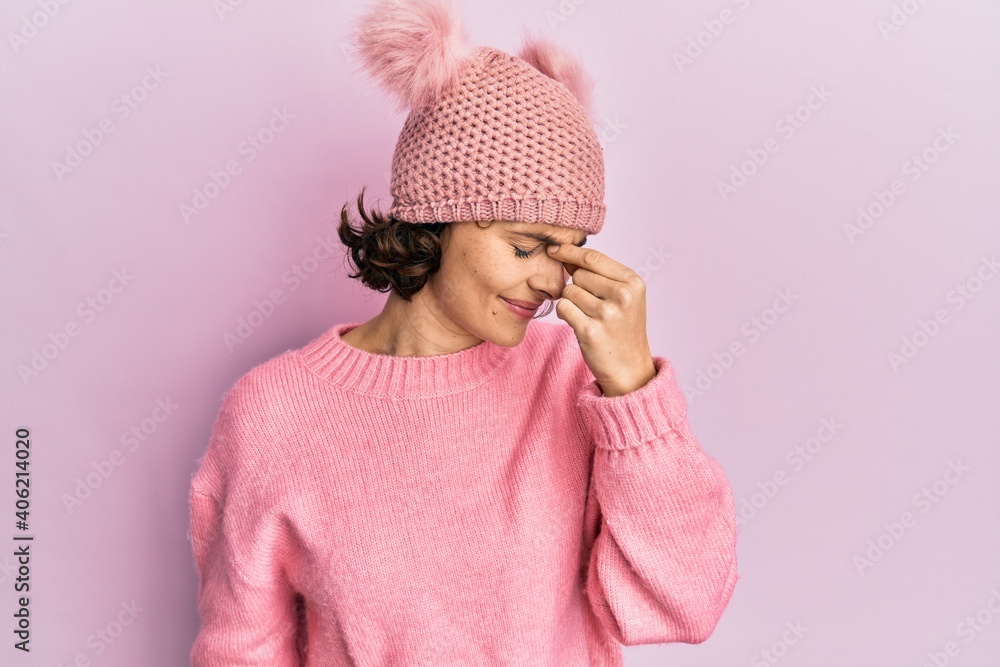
[{"xmin": 512, "ymin": 231, "xmax": 587, "ymax": 247}]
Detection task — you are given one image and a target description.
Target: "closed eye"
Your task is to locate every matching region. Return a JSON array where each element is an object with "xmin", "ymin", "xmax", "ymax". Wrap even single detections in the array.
[{"xmin": 512, "ymin": 245, "xmax": 535, "ymax": 259}]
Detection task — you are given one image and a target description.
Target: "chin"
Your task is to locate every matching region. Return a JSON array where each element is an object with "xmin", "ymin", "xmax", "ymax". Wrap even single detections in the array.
[
  {"xmin": 474, "ymin": 319, "xmax": 531, "ymax": 348},
  {"xmin": 495, "ymin": 326, "xmax": 530, "ymax": 347}
]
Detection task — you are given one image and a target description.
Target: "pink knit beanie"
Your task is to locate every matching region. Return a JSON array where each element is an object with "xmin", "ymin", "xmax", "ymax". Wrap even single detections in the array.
[{"xmin": 351, "ymin": 0, "xmax": 606, "ymax": 235}]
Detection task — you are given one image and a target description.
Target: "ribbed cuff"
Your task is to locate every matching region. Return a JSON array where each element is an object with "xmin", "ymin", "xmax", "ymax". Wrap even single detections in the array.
[
  {"xmin": 390, "ymin": 195, "xmax": 606, "ymax": 235},
  {"xmin": 575, "ymin": 357, "xmax": 689, "ymax": 451}
]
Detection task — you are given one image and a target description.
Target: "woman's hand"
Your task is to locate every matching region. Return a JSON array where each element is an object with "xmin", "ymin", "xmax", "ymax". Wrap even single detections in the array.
[{"xmin": 546, "ymin": 243, "xmax": 657, "ymax": 397}]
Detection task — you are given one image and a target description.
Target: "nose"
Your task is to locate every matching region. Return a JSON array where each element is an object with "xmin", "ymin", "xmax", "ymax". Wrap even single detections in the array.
[{"xmin": 533, "ymin": 259, "xmax": 571, "ymax": 301}]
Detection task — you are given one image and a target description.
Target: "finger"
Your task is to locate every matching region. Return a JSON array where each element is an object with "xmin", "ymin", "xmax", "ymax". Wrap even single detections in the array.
[
  {"xmin": 547, "ymin": 243, "xmax": 633, "ymax": 283},
  {"xmin": 559, "ymin": 281, "xmax": 604, "ymax": 319},
  {"xmin": 563, "ymin": 266, "xmax": 622, "ymax": 302},
  {"xmin": 554, "ymin": 290, "xmax": 589, "ymax": 334}
]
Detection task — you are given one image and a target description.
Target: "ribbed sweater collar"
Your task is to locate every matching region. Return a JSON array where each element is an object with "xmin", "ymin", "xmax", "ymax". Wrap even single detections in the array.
[{"xmin": 297, "ymin": 321, "xmax": 515, "ymax": 398}]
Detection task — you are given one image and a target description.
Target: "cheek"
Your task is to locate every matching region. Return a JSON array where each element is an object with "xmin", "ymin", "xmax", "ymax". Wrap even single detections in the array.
[
  {"xmin": 464, "ymin": 248, "xmax": 511, "ymax": 290},
  {"xmin": 433, "ymin": 263, "xmax": 489, "ymax": 312},
  {"xmin": 478, "ymin": 261, "xmax": 518, "ymax": 296},
  {"xmin": 437, "ymin": 238, "xmax": 521, "ymax": 310}
]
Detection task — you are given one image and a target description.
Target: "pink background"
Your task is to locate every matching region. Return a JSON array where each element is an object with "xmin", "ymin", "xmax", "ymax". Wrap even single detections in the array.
[{"xmin": 3, "ymin": 0, "xmax": 1000, "ymax": 664}]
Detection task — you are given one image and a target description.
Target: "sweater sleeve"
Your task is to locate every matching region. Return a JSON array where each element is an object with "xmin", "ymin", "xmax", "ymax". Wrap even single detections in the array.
[
  {"xmin": 575, "ymin": 356, "xmax": 739, "ymax": 646},
  {"xmin": 188, "ymin": 394, "xmax": 304, "ymax": 666}
]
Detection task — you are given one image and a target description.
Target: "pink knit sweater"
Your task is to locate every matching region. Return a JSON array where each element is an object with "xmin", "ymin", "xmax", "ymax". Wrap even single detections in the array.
[{"xmin": 188, "ymin": 319, "xmax": 739, "ymax": 666}]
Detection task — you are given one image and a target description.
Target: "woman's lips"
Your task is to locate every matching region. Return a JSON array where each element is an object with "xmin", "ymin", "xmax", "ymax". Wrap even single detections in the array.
[{"xmin": 500, "ymin": 296, "xmax": 541, "ymax": 319}]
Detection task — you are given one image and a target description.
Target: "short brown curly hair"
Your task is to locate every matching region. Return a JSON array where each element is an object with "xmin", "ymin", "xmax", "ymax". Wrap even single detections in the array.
[{"xmin": 337, "ymin": 186, "xmax": 448, "ymax": 302}]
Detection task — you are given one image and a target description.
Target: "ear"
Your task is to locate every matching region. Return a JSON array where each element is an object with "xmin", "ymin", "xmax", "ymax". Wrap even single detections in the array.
[
  {"xmin": 518, "ymin": 29, "xmax": 596, "ymax": 119},
  {"xmin": 352, "ymin": 0, "xmax": 478, "ymax": 113}
]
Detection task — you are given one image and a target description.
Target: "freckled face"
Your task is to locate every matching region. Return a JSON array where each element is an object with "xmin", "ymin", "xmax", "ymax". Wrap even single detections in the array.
[{"xmin": 424, "ymin": 220, "xmax": 588, "ymax": 346}]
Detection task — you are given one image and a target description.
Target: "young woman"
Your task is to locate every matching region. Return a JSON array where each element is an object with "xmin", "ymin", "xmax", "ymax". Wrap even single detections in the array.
[{"xmin": 188, "ymin": 1, "xmax": 739, "ymax": 664}]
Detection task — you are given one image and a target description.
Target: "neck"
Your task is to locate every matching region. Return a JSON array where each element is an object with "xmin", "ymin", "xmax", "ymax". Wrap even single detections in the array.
[{"xmin": 346, "ymin": 290, "xmax": 483, "ymax": 357}]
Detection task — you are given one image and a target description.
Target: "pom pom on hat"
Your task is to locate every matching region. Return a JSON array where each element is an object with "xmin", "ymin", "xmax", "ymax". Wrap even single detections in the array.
[
  {"xmin": 518, "ymin": 30, "xmax": 596, "ymax": 120},
  {"xmin": 348, "ymin": 0, "xmax": 607, "ymax": 234},
  {"xmin": 352, "ymin": 0, "xmax": 478, "ymax": 114}
]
